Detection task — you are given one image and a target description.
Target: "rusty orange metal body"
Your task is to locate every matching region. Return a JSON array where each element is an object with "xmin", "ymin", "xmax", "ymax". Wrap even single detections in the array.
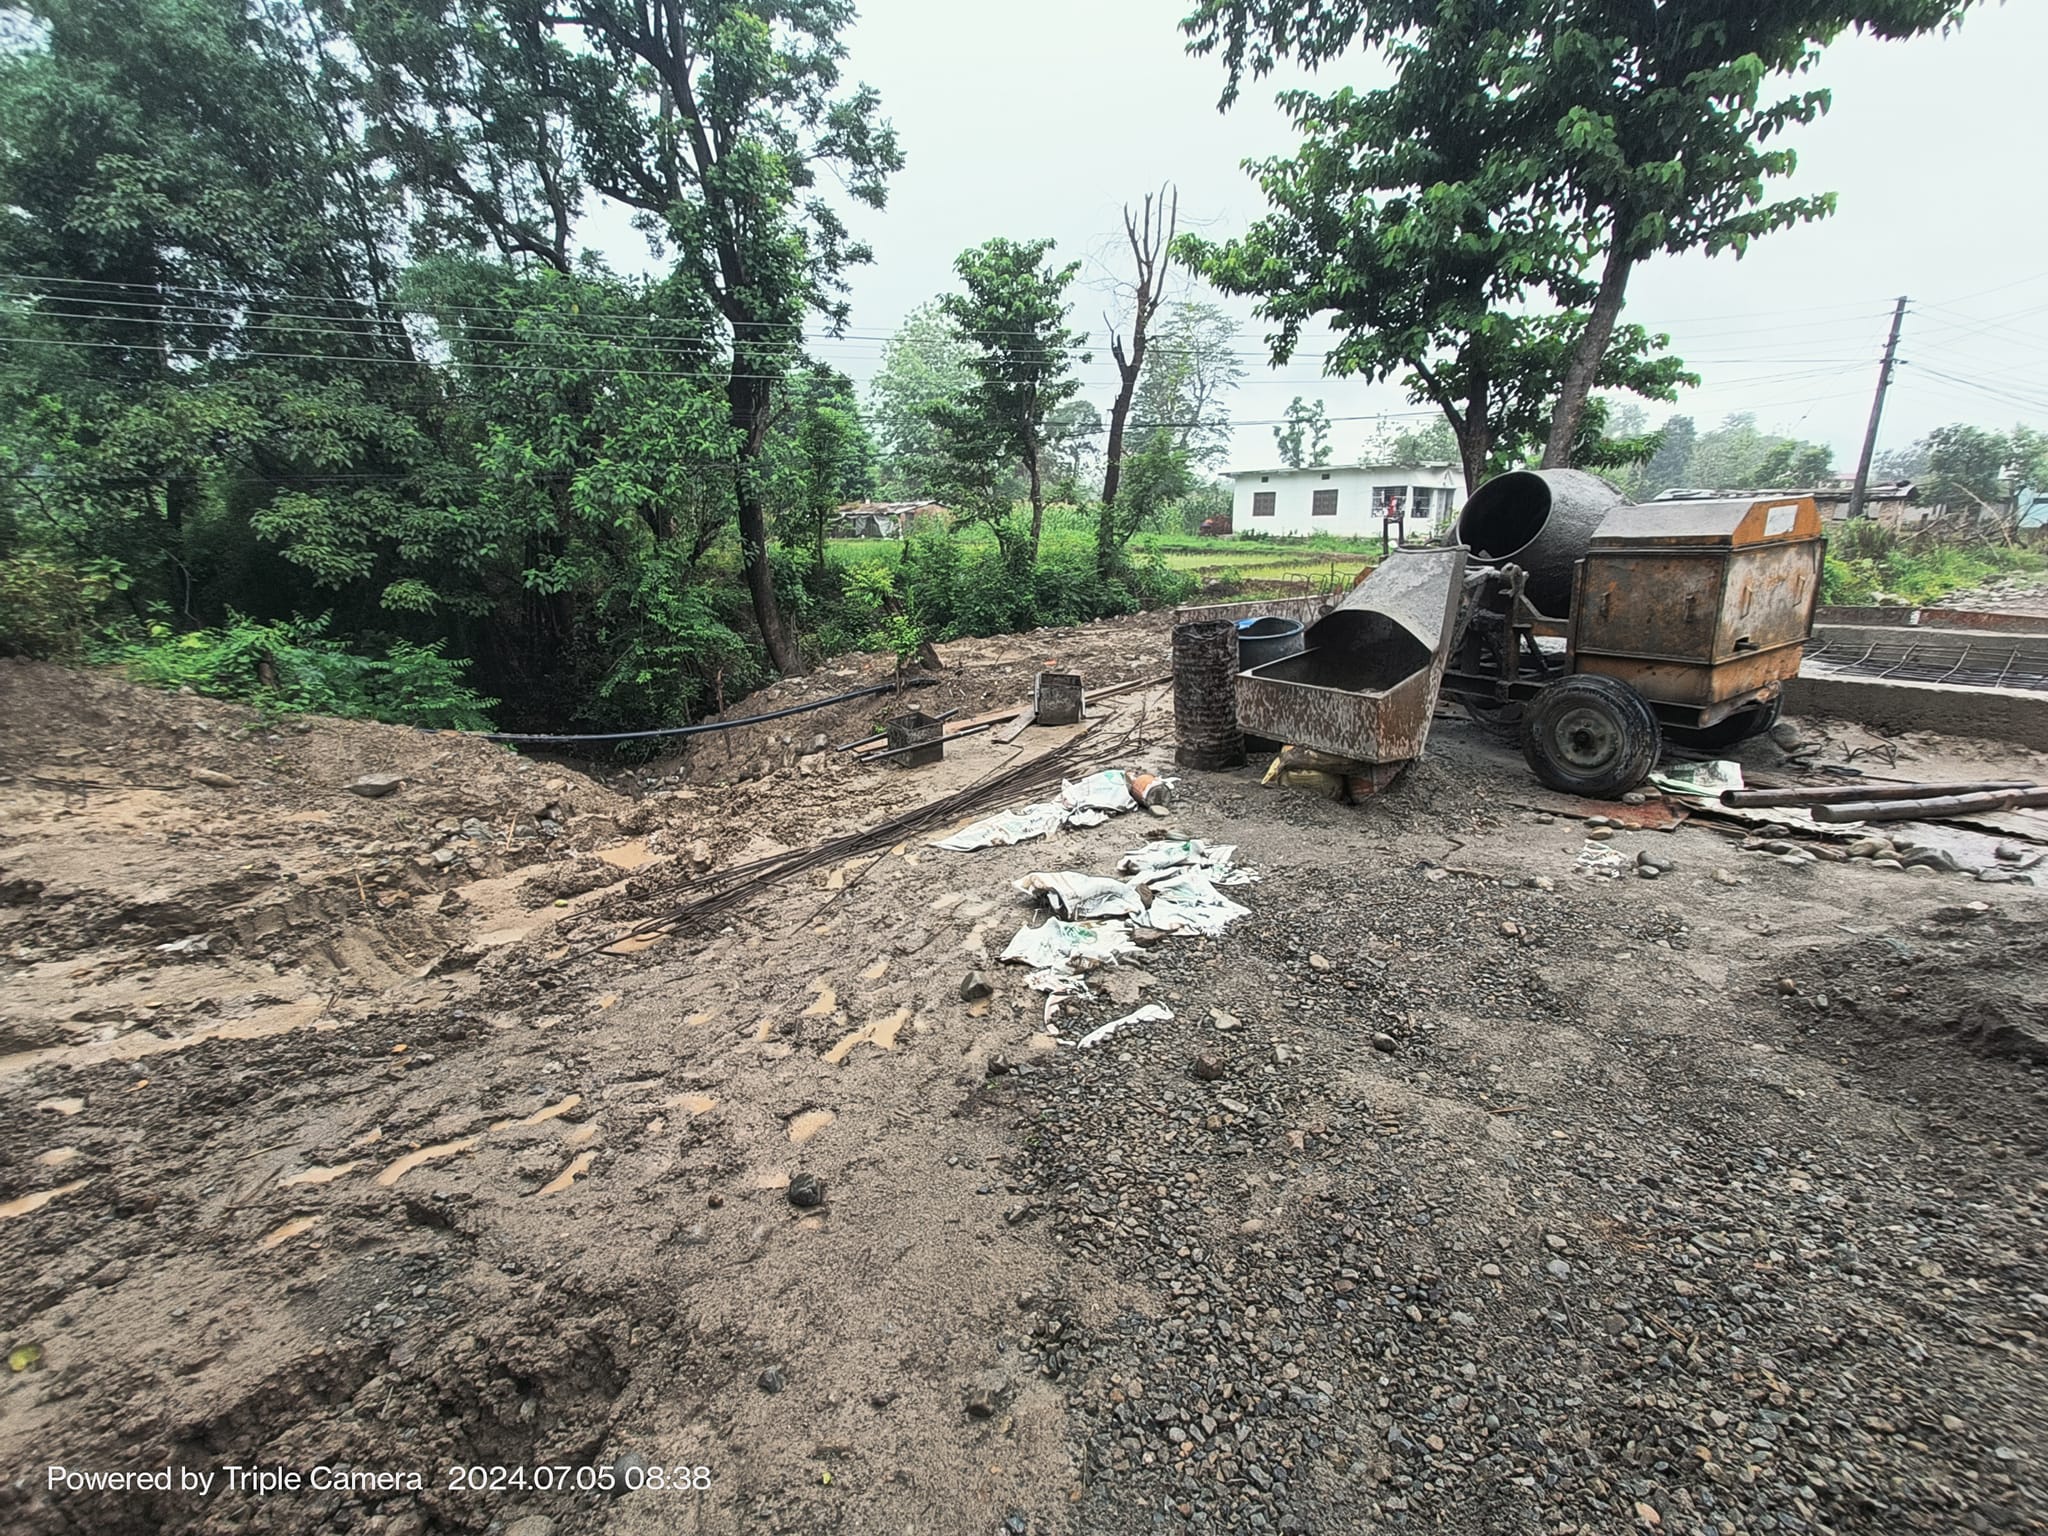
[{"xmin": 1566, "ymin": 496, "xmax": 1823, "ymax": 726}]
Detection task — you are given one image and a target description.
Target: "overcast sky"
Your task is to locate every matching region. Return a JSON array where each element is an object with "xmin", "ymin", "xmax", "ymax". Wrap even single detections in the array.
[{"xmin": 642, "ymin": 1, "xmax": 2048, "ymax": 473}]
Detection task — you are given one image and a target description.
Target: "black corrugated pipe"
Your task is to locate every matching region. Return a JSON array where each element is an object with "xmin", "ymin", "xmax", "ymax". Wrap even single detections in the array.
[
  {"xmin": 1452, "ymin": 468, "xmax": 1629, "ymax": 619},
  {"xmin": 1173, "ymin": 619, "xmax": 1247, "ymax": 770}
]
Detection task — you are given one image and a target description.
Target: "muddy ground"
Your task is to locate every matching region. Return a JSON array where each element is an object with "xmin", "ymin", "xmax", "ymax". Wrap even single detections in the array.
[{"xmin": 2, "ymin": 619, "xmax": 2045, "ymax": 1536}]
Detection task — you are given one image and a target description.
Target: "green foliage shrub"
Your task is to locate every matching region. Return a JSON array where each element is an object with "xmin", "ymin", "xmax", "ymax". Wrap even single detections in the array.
[
  {"xmin": 109, "ymin": 617, "xmax": 497, "ymax": 730},
  {"xmin": 1820, "ymin": 521, "xmax": 2045, "ymax": 605},
  {"xmin": 0, "ymin": 554, "xmax": 125, "ymax": 658}
]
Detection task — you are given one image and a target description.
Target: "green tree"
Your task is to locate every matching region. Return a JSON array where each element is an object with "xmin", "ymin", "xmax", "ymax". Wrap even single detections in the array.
[
  {"xmin": 1179, "ymin": 8, "xmax": 1688, "ymax": 490},
  {"xmin": 529, "ymin": 0, "xmax": 902, "ymax": 676},
  {"xmin": 1046, "ymin": 398, "xmax": 1105, "ymax": 491},
  {"xmin": 868, "ymin": 303, "xmax": 976, "ymax": 498},
  {"xmin": 1526, "ymin": 1, "xmax": 1979, "ymax": 462},
  {"xmin": 1272, "ymin": 396, "xmax": 1331, "ymax": 468},
  {"xmin": 1683, "ymin": 413, "xmax": 1832, "ymax": 492},
  {"xmin": 378, "ymin": 261, "xmax": 747, "ymax": 728},
  {"xmin": 931, "ymin": 237, "xmax": 1089, "ymax": 560},
  {"xmin": 334, "ymin": 0, "xmax": 583, "ymax": 273},
  {"xmin": 1182, "ymin": 1, "xmax": 1980, "ymax": 467},
  {"xmin": 0, "ymin": 0, "xmax": 428, "ymax": 626},
  {"xmin": 1641, "ymin": 413, "xmax": 1697, "ymax": 495},
  {"xmin": 1923, "ymin": 424, "xmax": 2018, "ymax": 515},
  {"xmin": 1133, "ymin": 300, "xmax": 1246, "ymax": 468},
  {"xmin": 1374, "ymin": 417, "xmax": 1459, "ymax": 467},
  {"xmin": 769, "ymin": 364, "xmax": 874, "ymax": 567},
  {"xmin": 1568, "ymin": 397, "xmax": 1664, "ymax": 496},
  {"xmin": 1101, "ymin": 429, "xmax": 1196, "ymax": 552}
]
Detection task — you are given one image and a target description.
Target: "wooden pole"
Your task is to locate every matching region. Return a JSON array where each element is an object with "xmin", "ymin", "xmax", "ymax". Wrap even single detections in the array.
[
  {"xmin": 1723, "ymin": 779, "xmax": 2033, "ymax": 808},
  {"xmin": 1811, "ymin": 786, "xmax": 2048, "ymax": 823},
  {"xmin": 1846, "ymin": 296, "xmax": 1908, "ymax": 523}
]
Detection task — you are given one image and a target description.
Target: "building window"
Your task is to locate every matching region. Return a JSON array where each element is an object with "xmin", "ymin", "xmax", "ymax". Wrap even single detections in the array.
[
  {"xmin": 1252, "ymin": 491, "xmax": 1277, "ymax": 518},
  {"xmin": 1410, "ymin": 487, "xmax": 1433, "ymax": 519},
  {"xmin": 1311, "ymin": 488, "xmax": 1339, "ymax": 517}
]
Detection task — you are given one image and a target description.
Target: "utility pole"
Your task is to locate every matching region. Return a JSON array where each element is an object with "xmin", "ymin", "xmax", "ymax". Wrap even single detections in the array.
[{"xmin": 1846, "ymin": 296, "xmax": 1908, "ymax": 521}]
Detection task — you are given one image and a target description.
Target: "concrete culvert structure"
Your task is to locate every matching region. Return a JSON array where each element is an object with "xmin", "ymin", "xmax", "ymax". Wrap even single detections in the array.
[{"xmin": 1453, "ymin": 468, "xmax": 1628, "ymax": 619}]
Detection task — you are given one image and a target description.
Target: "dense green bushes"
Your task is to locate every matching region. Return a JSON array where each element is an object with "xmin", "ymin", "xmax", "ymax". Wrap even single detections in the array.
[
  {"xmin": 1821, "ymin": 521, "xmax": 2045, "ymax": 605},
  {"xmin": 0, "ymin": 554, "xmax": 126, "ymax": 659},
  {"xmin": 898, "ymin": 524, "xmax": 1192, "ymax": 640},
  {"xmin": 105, "ymin": 618, "xmax": 496, "ymax": 730}
]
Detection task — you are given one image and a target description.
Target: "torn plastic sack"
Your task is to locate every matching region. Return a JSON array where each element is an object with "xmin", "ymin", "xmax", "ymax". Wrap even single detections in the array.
[
  {"xmin": 1076, "ymin": 1003, "xmax": 1173, "ymax": 1050},
  {"xmin": 1573, "ymin": 839, "xmax": 1628, "ymax": 878},
  {"xmin": 1013, "ymin": 872, "xmax": 1146, "ymax": 920},
  {"xmin": 1138, "ymin": 868, "xmax": 1252, "ymax": 936},
  {"xmin": 1000, "ymin": 918, "xmax": 1141, "ymax": 972},
  {"xmin": 1116, "ymin": 838, "xmax": 1257, "ymax": 886},
  {"xmin": 1026, "ymin": 967, "xmax": 1092, "ymax": 1026},
  {"xmin": 933, "ymin": 802, "xmax": 1065, "ymax": 851},
  {"xmin": 1651, "ymin": 760, "xmax": 1743, "ymax": 799},
  {"xmin": 1060, "ymin": 770, "xmax": 1137, "ymax": 816}
]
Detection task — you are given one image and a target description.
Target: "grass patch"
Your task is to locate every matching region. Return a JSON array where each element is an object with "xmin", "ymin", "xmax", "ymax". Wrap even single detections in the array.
[{"xmin": 1821, "ymin": 534, "xmax": 2047, "ymax": 606}]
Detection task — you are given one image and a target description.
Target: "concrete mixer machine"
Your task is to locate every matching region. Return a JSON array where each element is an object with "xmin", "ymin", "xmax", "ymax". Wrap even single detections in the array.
[{"xmin": 1441, "ymin": 469, "xmax": 1825, "ymax": 798}]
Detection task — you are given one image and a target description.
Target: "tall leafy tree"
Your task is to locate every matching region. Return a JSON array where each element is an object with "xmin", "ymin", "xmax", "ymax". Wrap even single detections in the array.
[
  {"xmin": 524, "ymin": 0, "xmax": 902, "ymax": 675},
  {"xmin": 1133, "ymin": 300, "xmax": 1245, "ymax": 469},
  {"xmin": 768, "ymin": 363, "xmax": 874, "ymax": 567},
  {"xmin": 1683, "ymin": 413, "xmax": 1832, "ymax": 492},
  {"xmin": 1181, "ymin": 0, "xmax": 1981, "ymax": 468},
  {"xmin": 333, "ymin": 0, "xmax": 586, "ymax": 273},
  {"xmin": 932, "ymin": 237, "xmax": 1088, "ymax": 561},
  {"xmin": 867, "ymin": 302, "xmax": 975, "ymax": 498},
  {"xmin": 1923, "ymin": 423, "xmax": 2031, "ymax": 516},
  {"xmin": 1270, "ymin": 396, "xmax": 1331, "ymax": 469},
  {"xmin": 1179, "ymin": 3, "xmax": 1686, "ymax": 489},
  {"xmin": 1641, "ymin": 413, "xmax": 1697, "ymax": 495},
  {"xmin": 0, "ymin": 0, "xmax": 425, "ymax": 619},
  {"xmin": 1098, "ymin": 428, "xmax": 1195, "ymax": 555},
  {"xmin": 1045, "ymin": 397, "xmax": 1105, "ymax": 489},
  {"xmin": 1374, "ymin": 416, "xmax": 1458, "ymax": 467},
  {"xmin": 1526, "ymin": 0, "xmax": 1980, "ymax": 463}
]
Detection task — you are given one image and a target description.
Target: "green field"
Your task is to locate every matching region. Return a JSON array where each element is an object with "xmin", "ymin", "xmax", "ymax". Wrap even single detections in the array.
[
  {"xmin": 826, "ymin": 520, "xmax": 1397, "ymax": 594},
  {"xmin": 1130, "ymin": 529, "xmax": 1389, "ymax": 588}
]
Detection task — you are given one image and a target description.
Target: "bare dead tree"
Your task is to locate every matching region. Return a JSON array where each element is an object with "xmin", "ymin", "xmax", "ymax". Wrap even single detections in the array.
[{"xmin": 1101, "ymin": 185, "xmax": 1178, "ymax": 512}]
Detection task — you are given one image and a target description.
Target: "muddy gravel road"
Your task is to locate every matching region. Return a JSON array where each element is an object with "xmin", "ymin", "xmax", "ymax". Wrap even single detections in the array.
[{"xmin": 3, "ymin": 630, "xmax": 2046, "ymax": 1536}]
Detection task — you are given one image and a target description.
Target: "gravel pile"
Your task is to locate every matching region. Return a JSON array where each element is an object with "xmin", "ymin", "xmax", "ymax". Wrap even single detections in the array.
[{"xmin": 996, "ymin": 855, "xmax": 2048, "ymax": 1535}]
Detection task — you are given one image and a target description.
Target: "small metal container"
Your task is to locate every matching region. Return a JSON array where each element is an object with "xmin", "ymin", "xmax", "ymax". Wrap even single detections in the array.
[
  {"xmin": 1033, "ymin": 671, "xmax": 1084, "ymax": 726},
  {"xmin": 1235, "ymin": 615, "xmax": 1306, "ymax": 671},
  {"xmin": 884, "ymin": 710, "xmax": 945, "ymax": 768}
]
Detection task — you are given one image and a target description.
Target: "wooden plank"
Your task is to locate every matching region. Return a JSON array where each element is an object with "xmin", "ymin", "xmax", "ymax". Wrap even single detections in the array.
[{"xmin": 993, "ymin": 706, "xmax": 1037, "ymax": 744}]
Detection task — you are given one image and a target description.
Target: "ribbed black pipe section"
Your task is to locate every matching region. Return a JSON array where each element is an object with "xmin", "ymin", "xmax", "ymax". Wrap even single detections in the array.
[{"xmin": 1173, "ymin": 619, "xmax": 1247, "ymax": 770}]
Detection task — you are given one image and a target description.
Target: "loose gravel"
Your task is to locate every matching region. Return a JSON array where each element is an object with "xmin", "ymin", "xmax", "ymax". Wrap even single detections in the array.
[{"xmin": 992, "ymin": 804, "xmax": 2047, "ymax": 1536}]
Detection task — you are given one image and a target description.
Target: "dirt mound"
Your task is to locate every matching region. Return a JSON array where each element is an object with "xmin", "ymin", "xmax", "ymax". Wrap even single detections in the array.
[
  {"xmin": 0, "ymin": 659, "xmax": 635, "ymax": 1069},
  {"xmin": 1793, "ymin": 912, "xmax": 2048, "ymax": 1070}
]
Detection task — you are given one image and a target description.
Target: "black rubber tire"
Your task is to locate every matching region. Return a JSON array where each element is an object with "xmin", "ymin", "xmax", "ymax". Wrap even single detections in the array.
[
  {"xmin": 1459, "ymin": 695, "xmax": 1528, "ymax": 741},
  {"xmin": 1520, "ymin": 674, "xmax": 1662, "ymax": 799},
  {"xmin": 1663, "ymin": 697, "xmax": 1782, "ymax": 752}
]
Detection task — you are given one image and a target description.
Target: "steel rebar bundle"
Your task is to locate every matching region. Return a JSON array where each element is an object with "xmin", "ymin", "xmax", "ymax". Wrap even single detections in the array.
[{"xmin": 596, "ymin": 716, "xmax": 1145, "ymax": 949}]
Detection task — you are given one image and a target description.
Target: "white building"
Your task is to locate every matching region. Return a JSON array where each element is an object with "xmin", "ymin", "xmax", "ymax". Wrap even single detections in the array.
[{"xmin": 1227, "ymin": 463, "xmax": 1465, "ymax": 540}]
